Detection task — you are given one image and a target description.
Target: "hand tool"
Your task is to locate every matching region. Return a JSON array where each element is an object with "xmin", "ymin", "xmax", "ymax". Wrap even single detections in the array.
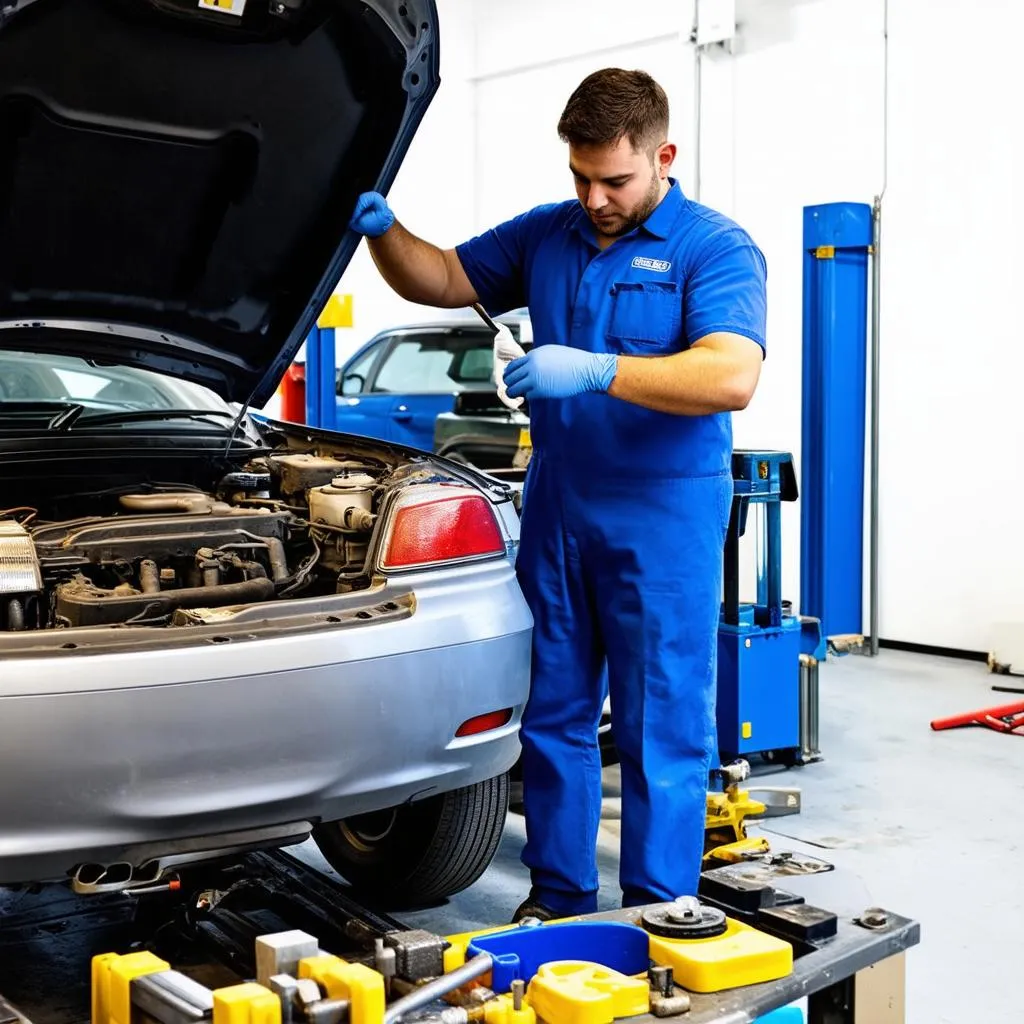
[{"xmin": 471, "ymin": 303, "xmax": 525, "ymax": 412}]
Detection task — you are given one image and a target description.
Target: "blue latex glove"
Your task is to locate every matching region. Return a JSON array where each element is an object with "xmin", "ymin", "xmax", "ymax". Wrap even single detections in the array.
[
  {"xmin": 349, "ymin": 191, "xmax": 395, "ymax": 238},
  {"xmin": 504, "ymin": 346, "xmax": 618, "ymax": 400}
]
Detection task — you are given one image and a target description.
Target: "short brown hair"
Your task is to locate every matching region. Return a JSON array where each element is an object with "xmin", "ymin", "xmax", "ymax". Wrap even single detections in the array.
[{"xmin": 557, "ymin": 68, "xmax": 669, "ymax": 154}]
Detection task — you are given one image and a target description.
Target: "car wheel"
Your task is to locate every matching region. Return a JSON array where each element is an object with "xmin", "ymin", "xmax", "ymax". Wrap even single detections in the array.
[{"xmin": 313, "ymin": 773, "xmax": 509, "ymax": 907}]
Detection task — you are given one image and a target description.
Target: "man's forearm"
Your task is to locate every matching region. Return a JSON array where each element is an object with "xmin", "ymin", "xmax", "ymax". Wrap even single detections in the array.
[
  {"xmin": 366, "ymin": 220, "xmax": 467, "ymax": 308},
  {"xmin": 607, "ymin": 343, "xmax": 760, "ymax": 416}
]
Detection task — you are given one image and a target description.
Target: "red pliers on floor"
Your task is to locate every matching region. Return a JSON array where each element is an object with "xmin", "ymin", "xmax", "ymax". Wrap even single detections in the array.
[{"xmin": 931, "ymin": 700, "xmax": 1024, "ymax": 735}]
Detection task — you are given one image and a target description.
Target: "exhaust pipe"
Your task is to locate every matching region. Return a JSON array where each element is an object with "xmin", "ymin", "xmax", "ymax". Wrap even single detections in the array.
[
  {"xmin": 70, "ymin": 820, "xmax": 314, "ymax": 895},
  {"xmin": 72, "ymin": 860, "xmax": 162, "ymax": 894}
]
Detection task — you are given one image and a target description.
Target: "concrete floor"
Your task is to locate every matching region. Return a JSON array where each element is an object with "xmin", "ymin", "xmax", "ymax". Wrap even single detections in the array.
[{"xmin": 382, "ymin": 649, "xmax": 1023, "ymax": 1024}]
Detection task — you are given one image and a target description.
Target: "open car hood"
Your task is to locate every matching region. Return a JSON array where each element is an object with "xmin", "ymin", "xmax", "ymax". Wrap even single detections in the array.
[{"xmin": 0, "ymin": 0, "xmax": 439, "ymax": 405}]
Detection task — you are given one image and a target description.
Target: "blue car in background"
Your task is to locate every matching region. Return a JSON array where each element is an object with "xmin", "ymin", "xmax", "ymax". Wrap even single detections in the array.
[{"xmin": 336, "ymin": 311, "xmax": 532, "ymax": 451}]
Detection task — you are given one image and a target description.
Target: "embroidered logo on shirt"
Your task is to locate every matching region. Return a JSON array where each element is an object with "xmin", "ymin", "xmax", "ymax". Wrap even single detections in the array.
[{"xmin": 631, "ymin": 256, "xmax": 672, "ymax": 272}]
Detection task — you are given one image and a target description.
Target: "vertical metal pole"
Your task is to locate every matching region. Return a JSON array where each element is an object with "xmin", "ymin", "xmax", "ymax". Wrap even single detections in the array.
[
  {"xmin": 303, "ymin": 326, "xmax": 338, "ymax": 431},
  {"xmin": 723, "ymin": 493, "xmax": 742, "ymax": 627},
  {"xmin": 800, "ymin": 203, "xmax": 873, "ymax": 641},
  {"xmin": 304, "ymin": 327, "xmax": 321, "ymax": 428},
  {"xmin": 766, "ymin": 499, "xmax": 783, "ymax": 627},
  {"xmin": 799, "ymin": 654, "xmax": 822, "ymax": 763},
  {"xmin": 318, "ymin": 326, "xmax": 337, "ymax": 431},
  {"xmin": 869, "ymin": 198, "xmax": 882, "ymax": 656}
]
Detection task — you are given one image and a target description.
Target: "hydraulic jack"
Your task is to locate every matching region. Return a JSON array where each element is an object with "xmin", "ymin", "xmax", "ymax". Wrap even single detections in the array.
[
  {"xmin": 930, "ymin": 699, "xmax": 1024, "ymax": 735},
  {"xmin": 704, "ymin": 760, "xmax": 801, "ymax": 867},
  {"xmin": 717, "ymin": 452, "xmax": 825, "ymax": 767}
]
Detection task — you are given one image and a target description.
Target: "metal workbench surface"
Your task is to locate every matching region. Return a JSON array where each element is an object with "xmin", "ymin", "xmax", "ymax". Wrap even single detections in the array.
[
  {"xmin": 0, "ymin": 850, "xmax": 920, "ymax": 1024},
  {"xmin": 585, "ymin": 904, "xmax": 918, "ymax": 1022}
]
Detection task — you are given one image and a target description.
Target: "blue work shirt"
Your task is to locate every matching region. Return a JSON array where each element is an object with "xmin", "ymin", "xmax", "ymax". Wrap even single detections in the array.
[{"xmin": 455, "ymin": 180, "xmax": 767, "ymax": 479}]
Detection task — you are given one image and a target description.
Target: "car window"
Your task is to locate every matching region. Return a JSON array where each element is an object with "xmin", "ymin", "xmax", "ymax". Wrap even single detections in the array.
[
  {"xmin": 371, "ymin": 332, "xmax": 494, "ymax": 394},
  {"xmin": 0, "ymin": 351, "xmax": 229, "ymax": 411},
  {"xmin": 455, "ymin": 346, "xmax": 493, "ymax": 382},
  {"xmin": 339, "ymin": 343, "xmax": 381, "ymax": 396}
]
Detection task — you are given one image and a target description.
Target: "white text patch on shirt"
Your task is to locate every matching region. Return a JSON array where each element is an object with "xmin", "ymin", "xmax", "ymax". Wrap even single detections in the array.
[{"xmin": 631, "ymin": 256, "xmax": 672, "ymax": 273}]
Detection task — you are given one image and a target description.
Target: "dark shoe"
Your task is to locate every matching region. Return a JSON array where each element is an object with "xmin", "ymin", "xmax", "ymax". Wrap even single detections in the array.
[{"xmin": 511, "ymin": 894, "xmax": 559, "ymax": 924}]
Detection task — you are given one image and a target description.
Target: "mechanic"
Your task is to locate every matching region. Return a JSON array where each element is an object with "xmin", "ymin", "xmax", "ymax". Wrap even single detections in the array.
[{"xmin": 348, "ymin": 68, "xmax": 767, "ymax": 920}]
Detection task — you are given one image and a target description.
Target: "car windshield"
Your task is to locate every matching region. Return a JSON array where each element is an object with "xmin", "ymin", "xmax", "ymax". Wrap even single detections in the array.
[{"xmin": 0, "ymin": 349, "xmax": 236, "ymax": 419}]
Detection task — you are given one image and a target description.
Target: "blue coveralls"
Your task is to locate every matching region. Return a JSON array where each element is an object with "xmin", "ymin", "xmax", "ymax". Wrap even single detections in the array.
[{"xmin": 456, "ymin": 180, "xmax": 767, "ymax": 912}]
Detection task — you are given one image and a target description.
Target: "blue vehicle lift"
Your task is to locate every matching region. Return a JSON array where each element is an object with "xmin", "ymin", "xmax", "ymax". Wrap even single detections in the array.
[
  {"xmin": 716, "ymin": 451, "xmax": 823, "ymax": 767},
  {"xmin": 303, "ymin": 294, "xmax": 353, "ymax": 430},
  {"xmin": 800, "ymin": 202, "xmax": 874, "ymax": 642},
  {"xmin": 715, "ymin": 202, "xmax": 875, "ymax": 768}
]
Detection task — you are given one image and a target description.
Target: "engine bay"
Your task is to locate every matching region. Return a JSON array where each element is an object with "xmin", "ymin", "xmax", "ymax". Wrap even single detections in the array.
[{"xmin": 0, "ymin": 449, "xmax": 414, "ymax": 632}]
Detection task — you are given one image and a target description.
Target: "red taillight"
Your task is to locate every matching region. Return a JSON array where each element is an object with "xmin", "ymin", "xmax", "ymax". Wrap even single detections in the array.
[
  {"xmin": 381, "ymin": 490, "xmax": 505, "ymax": 569},
  {"xmin": 456, "ymin": 709, "xmax": 514, "ymax": 737}
]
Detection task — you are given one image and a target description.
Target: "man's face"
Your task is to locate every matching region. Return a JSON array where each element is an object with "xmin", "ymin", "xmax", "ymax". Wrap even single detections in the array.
[{"xmin": 569, "ymin": 135, "xmax": 672, "ymax": 238}]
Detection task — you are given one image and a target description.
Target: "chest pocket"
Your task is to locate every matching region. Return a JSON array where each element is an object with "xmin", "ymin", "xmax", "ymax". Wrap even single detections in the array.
[{"xmin": 606, "ymin": 279, "xmax": 683, "ymax": 352}]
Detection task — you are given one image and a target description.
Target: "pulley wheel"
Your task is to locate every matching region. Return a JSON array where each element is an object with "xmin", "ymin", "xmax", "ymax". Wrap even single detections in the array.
[{"xmin": 642, "ymin": 899, "xmax": 728, "ymax": 940}]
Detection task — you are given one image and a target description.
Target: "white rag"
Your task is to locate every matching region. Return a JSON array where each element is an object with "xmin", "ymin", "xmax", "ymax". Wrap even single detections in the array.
[{"xmin": 492, "ymin": 322, "xmax": 526, "ymax": 411}]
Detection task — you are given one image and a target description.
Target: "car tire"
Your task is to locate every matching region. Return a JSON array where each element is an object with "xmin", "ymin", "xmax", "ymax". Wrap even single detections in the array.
[{"xmin": 313, "ymin": 773, "xmax": 509, "ymax": 907}]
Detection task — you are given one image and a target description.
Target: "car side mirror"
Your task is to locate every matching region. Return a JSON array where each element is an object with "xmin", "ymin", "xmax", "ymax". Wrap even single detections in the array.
[{"xmin": 339, "ymin": 372, "xmax": 365, "ymax": 396}]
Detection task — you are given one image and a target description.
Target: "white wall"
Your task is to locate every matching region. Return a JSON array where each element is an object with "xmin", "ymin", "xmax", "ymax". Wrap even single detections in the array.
[{"xmin": 872, "ymin": 0, "xmax": 1024, "ymax": 651}]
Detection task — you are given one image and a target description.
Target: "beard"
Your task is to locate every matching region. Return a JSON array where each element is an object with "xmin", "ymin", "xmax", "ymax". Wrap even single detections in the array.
[{"xmin": 591, "ymin": 171, "xmax": 663, "ymax": 238}]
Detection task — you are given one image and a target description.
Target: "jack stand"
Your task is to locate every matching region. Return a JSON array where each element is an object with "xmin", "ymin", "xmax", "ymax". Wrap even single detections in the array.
[{"xmin": 704, "ymin": 760, "xmax": 801, "ymax": 866}]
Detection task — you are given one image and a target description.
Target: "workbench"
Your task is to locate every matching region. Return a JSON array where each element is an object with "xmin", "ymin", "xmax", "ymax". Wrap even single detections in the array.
[{"xmin": 0, "ymin": 848, "xmax": 919, "ymax": 1024}]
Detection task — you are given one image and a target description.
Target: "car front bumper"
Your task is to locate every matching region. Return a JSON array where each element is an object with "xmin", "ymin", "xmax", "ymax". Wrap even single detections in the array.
[{"xmin": 0, "ymin": 560, "xmax": 532, "ymax": 885}]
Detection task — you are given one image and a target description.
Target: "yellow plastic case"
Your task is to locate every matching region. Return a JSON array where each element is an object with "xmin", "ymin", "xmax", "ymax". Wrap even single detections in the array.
[{"xmin": 648, "ymin": 917, "xmax": 793, "ymax": 993}]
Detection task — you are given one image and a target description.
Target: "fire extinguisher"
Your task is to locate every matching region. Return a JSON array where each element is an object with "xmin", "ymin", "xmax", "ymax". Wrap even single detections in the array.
[{"xmin": 279, "ymin": 362, "xmax": 306, "ymax": 423}]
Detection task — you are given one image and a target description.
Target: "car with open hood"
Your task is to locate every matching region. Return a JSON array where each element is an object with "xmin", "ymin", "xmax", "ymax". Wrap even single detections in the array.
[{"xmin": 0, "ymin": 0, "xmax": 531, "ymax": 906}]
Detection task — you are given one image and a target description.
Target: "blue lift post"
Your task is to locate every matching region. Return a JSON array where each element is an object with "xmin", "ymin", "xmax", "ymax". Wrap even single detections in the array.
[
  {"xmin": 304, "ymin": 294, "xmax": 353, "ymax": 430},
  {"xmin": 800, "ymin": 203, "xmax": 873, "ymax": 642},
  {"xmin": 304, "ymin": 324, "xmax": 336, "ymax": 431}
]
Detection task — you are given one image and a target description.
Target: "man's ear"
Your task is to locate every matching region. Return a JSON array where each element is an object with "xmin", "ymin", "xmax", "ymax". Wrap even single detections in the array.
[{"xmin": 655, "ymin": 142, "xmax": 677, "ymax": 179}]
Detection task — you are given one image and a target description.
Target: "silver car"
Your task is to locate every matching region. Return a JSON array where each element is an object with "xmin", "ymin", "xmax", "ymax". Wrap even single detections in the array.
[{"xmin": 0, "ymin": 0, "xmax": 531, "ymax": 906}]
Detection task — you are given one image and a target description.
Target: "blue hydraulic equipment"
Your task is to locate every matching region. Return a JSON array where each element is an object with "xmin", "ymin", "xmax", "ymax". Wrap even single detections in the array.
[
  {"xmin": 800, "ymin": 202, "xmax": 873, "ymax": 641},
  {"xmin": 716, "ymin": 451, "xmax": 824, "ymax": 768}
]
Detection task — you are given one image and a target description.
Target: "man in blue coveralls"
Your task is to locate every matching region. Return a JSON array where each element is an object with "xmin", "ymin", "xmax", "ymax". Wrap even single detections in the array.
[{"xmin": 349, "ymin": 68, "xmax": 767, "ymax": 919}]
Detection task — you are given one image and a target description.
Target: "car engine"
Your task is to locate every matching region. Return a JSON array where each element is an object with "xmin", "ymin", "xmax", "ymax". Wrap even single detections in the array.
[{"xmin": 0, "ymin": 452, "xmax": 400, "ymax": 632}]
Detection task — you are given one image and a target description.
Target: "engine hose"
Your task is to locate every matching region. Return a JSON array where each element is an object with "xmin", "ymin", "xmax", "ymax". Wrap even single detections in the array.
[{"xmin": 55, "ymin": 577, "xmax": 276, "ymax": 628}]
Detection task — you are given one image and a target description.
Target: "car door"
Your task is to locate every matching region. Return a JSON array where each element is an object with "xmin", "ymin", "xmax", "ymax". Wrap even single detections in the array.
[
  {"xmin": 334, "ymin": 338, "xmax": 392, "ymax": 440},
  {"xmin": 364, "ymin": 329, "xmax": 495, "ymax": 449}
]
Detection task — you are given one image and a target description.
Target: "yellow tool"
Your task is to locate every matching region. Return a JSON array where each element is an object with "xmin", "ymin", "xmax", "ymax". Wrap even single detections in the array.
[
  {"xmin": 704, "ymin": 759, "xmax": 771, "ymax": 864},
  {"xmin": 527, "ymin": 962, "xmax": 649, "ymax": 1024},
  {"xmin": 92, "ymin": 951, "xmax": 170, "ymax": 1024},
  {"xmin": 704, "ymin": 834, "xmax": 772, "ymax": 865},
  {"xmin": 483, "ymin": 981, "xmax": 537, "ymax": 1024},
  {"xmin": 213, "ymin": 984, "xmax": 281, "ymax": 1024},
  {"xmin": 298, "ymin": 954, "xmax": 386, "ymax": 1024}
]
